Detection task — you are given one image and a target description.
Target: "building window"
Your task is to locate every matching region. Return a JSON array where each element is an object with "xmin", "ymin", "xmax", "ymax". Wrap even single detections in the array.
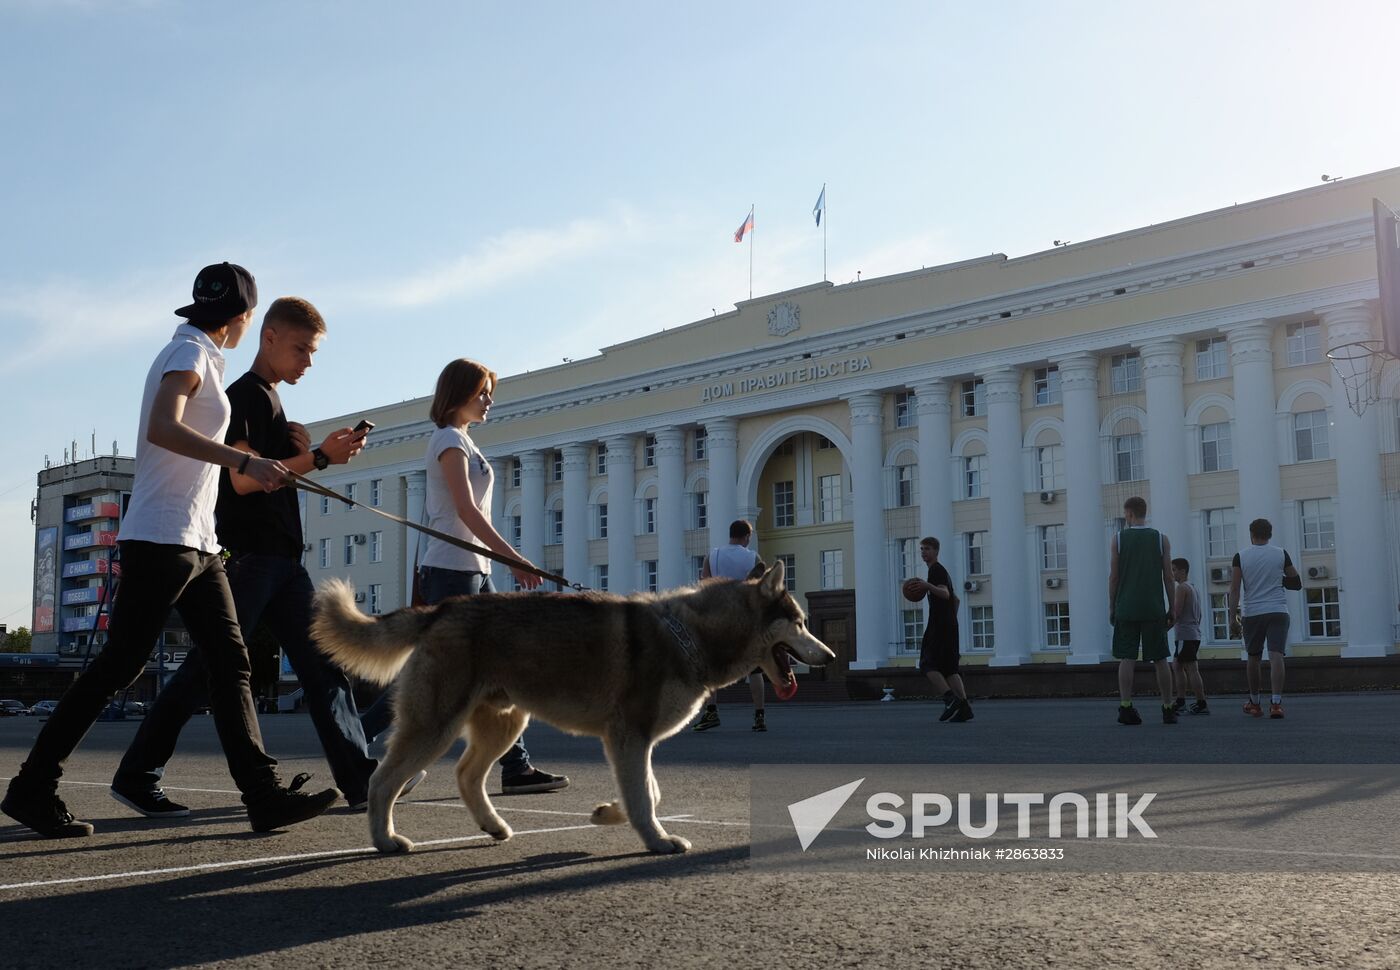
[
  {"xmin": 368, "ymin": 584, "xmax": 382, "ymax": 615},
  {"xmin": 1205, "ymin": 507, "xmax": 1237, "ymax": 559},
  {"xmin": 345, "ymin": 483, "xmax": 356, "ymax": 504},
  {"xmin": 370, "ymin": 531, "xmax": 383, "ymax": 563},
  {"xmin": 643, "ymin": 434, "xmax": 656, "ymax": 467},
  {"xmin": 1196, "ymin": 336, "xmax": 1228, "ymax": 380},
  {"xmin": 777, "ymin": 553, "xmax": 796, "ymax": 592},
  {"xmin": 692, "ymin": 555, "xmax": 706, "ymax": 580},
  {"xmin": 1306, "ymin": 586, "xmax": 1341, "ymax": 638},
  {"xmin": 693, "ymin": 491, "xmax": 708, "ymax": 530},
  {"xmin": 320, "ymin": 495, "xmax": 330, "ymax": 515},
  {"xmin": 894, "ymin": 391, "xmax": 916, "ymax": 429},
  {"xmin": 644, "ymin": 560, "xmax": 658, "ymax": 592},
  {"xmin": 367, "ymin": 478, "xmax": 382, "ymax": 507},
  {"xmin": 511, "ymin": 459, "xmax": 521, "ymax": 488},
  {"xmin": 319, "ymin": 537, "xmax": 330, "ymax": 569},
  {"xmin": 970, "ymin": 606, "xmax": 995, "ymax": 650},
  {"xmin": 773, "ymin": 481, "xmax": 795, "ymax": 527},
  {"xmin": 1293, "ymin": 410, "xmax": 1330, "ymax": 462},
  {"xmin": 1286, "ymin": 321, "xmax": 1322, "ymax": 366},
  {"xmin": 1044, "ymin": 602, "xmax": 1071, "ymax": 648},
  {"xmin": 817, "ymin": 436, "xmax": 835, "ymax": 450},
  {"xmin": 693, "ymin": 427, "xmax": 707, "ymax": 461},
  {"xmin": 818, "ymin": 474, "xmax": 843, "ymax": 523},
  {"xmin": 1110, "ymin": 353, "xmax": 1142, "ymax": 394},
  {"xmin": 961, "ymin": 379, "xmax": 986, "ymax": 417},
  {"xmin": 344, "ymin": 535, "xmax": 356, "ymax": 567},
  {"xmin": 895, "ymin": 463, "xmax": 916, "ymax": 508},
  {"xmin": 1037, "ymin": 444, "xmax": 1064, "ymax": 492},
  {"xmin": 820, "ymin": 549, "xmax": 844, "ymax": 589},
  {"xmin": 1300, "ymin": 498, "xmax": 1336, "ymax": 551},
  {"xmin": 1209, "ymin": 592, "xmax": 1231, "ymax": 642},
  {"xmin": 901, "ymin": 609, "xmax": 923, "ymax": 653},
  {"xmin": 1033, "ymin": 366, "xmax": 1061, "ymax": 406},
  {"xmin": 896, "ymin": 537, "xmax": 919, "ymax": 581},
  {"xmin": 552, "ymin": 452, "xmax": 563, "ymax": 482},
  {"xmin": 595, "ymin": 563, "xmax": 609, "ymax": 592},
  {"xmin": 509, "ymin": 515, "xmax": 522, "ymax": 549},
  {"xmin": 1113, "ymin": 432, "xmax": 1144, "ymax": 483},
  {"xmin": 1041, "ymin": 524, "xmax": 1067, "ymax": 570},
  {"xmin": 1200, "ymin": 422, "xmax": 1233, "ymax": 472},
  {"xmin": 643, "ymin": 497, "xmax": 656, "ymax": 534},
  {"xmin": 596, "ymin": 443, "xmax": 607, "ymax": 476},
  {"xmin": 966, "ymin": 531, "xmax": 987, "ymax": 576},
  {"xmin": 549, "ymin": 509, "xmax": 563, "ymax": 545},
  {"xmin": 964, "ymin": 454, "xmax": 987, "ymax": 499},
  {"xmin": 596, "ymin": 503, "xmax": 608, "ymax": 539}
]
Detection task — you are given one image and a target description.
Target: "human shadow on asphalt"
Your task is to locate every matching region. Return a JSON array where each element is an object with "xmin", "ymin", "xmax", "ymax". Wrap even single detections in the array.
[
  {"xmin": 0, "ymin": 843, "xmax": 751, "ymax": 968},
  {"xmin": 0, "ymin": 805, "xmax": 316, "ymax": 859}
]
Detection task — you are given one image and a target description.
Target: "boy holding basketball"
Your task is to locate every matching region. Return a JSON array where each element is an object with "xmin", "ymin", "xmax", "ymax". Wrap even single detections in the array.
[{"xmin": 907, "ymin": 537, "xmax": 970, "ymax": 722}]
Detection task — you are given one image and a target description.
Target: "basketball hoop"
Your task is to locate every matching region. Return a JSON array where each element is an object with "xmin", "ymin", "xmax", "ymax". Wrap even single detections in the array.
[{"xmin": 1326, "ymin": 340, "xmax": 1391, "ymax": 417}]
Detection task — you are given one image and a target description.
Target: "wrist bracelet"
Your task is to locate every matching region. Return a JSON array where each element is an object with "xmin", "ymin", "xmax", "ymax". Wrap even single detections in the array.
[{"xmin": 237, "ymin": 453, "xmax": 252, "ymax": 475}]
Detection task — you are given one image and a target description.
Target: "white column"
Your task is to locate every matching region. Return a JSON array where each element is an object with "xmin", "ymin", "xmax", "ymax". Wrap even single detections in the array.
[
  {"xmin": 518, "ymin": 450, "xmax": 546, "ymax": 573},
  {"xmin": 1227, "ymin": 322, "xmax": 1282, "ymax": 530},
  {"xmin": 705, "ymin": 417, "xmax": 739, "ymax": 551},
  {"xmin": 1055, "ymin": 354, "xmax": 1109, "ymax": 664},
  {"xmin": 1140, "ymin": 339, "xmax": 1191, "ymax": 564},
  {"xmin": 1323, "ymin": 303, "xmax": 1395, "ymax": 656},
  {"xmin": 913, "ymin": 379, "xmax": 953, "ymax": 548},
  {"xmin": 561, "ymin": 443, "xmax": 590, "ymax": 592},
  {"xmin": 847, "ymin": 391, "xmax": 890, "ymax": 670},
  {"xmin": 488, "ymin": 459, "xmax": 509, "ymax": 589},
  {"xmin": 653, "ymin": 426, "xmax": 687, "ymax": 590},
  {"xmin": 403, "ymin": 470, "xmax": 426, "ymax": 605},
  {"xmin": 984, "ymin": 368, "xmax": 1030, "ymax": 666},
  {"xmin": 604, "ymin": 434, "xmax": 637, "ymax": 593}
]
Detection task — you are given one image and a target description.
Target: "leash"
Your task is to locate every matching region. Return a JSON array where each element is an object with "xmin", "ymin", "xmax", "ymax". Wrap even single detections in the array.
[{"xmin": 283, "ymin": 470, "xmax": 584, "ymax": 591}]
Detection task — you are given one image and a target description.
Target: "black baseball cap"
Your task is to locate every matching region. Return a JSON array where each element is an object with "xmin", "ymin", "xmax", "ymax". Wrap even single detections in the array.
[{"xmin": 174, "ymin": 262, "xmax": 258, "ymax": 323}]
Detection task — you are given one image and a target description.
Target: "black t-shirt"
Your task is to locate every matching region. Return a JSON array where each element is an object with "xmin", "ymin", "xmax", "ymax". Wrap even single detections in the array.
[
  {"xmin": 924, "ymin": 562, "xmax": 959, "ymax": 637},
  {"xmin": 215, "ymin": 372, "xmax": 303, "ymax": 557}
]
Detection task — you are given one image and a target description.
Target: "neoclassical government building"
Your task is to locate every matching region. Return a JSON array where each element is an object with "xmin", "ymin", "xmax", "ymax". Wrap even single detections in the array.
[{"xmin": 305, "ymin": 167, "xmax": 1400, "ymax": 684}]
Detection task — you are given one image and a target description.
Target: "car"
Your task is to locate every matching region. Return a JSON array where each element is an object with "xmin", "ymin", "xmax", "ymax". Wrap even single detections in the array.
[
  {"xmin": 122, "ymin": 701, "xmax": 147, "ymax": 716},
  {"xmin": 29, "ymin": 700, "xmax": 58, "ymax": 717},
  {"xmin": 0, "ymin": 699, "xmax": 31, "ymax": 717}
]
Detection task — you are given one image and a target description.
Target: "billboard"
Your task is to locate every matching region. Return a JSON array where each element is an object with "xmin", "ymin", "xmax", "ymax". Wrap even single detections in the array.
[{"xmin": 33, "ymin": 527, "xmax": 57, "ymax": 633}]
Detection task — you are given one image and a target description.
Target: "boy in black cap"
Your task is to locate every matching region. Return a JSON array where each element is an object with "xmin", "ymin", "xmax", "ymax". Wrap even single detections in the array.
[{"xmin": 2, "ymin": 263, "xmax": 340, "ymax": 838}]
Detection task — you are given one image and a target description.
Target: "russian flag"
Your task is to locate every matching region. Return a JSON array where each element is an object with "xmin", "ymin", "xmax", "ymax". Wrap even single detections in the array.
[{"xmin": 734, "ymin": 207, "xmax": 754, "ymax": 243}]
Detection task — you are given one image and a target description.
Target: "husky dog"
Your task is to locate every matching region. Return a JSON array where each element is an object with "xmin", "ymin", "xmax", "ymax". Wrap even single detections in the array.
[{"xmin": 311, "ymin": 561, "xmax": 833, "ymax": 855}]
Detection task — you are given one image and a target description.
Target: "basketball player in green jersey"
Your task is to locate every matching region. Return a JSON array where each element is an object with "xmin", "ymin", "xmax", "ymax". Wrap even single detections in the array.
[{"xmin": 1108, "ymin": 496, "xmax": 1177, "ymax": 725}]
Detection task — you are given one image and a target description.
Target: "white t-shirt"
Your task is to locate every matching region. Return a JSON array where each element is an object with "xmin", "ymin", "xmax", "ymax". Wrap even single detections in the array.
[
  {"xmin": 421, "ymin": 425, "xmax": 493, "ymax": 573},
  {"xmin": 1234, "ymin": 543, "xmax": 1292, "ymax": 617},
  {"xmin": 117, "ymin": 324, "xmax": 231, "ymax": 553},
  {"xmin": 709, "ymin": 544, "xmax": 759, "ymax": 580}
]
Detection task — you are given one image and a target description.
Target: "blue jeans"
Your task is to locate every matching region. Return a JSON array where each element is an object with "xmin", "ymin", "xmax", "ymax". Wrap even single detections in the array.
[
  {"xmin": 113, "ymin": 553, "xmax": 377, "ymax": 802},
  {"xmin": 360, "ymin": 567, "xmax": 530, "ymax": 777}
]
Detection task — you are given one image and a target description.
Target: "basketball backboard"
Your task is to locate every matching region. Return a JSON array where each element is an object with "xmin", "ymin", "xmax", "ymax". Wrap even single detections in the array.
[{"xmin": 1375, "ymin": 198, "xmax": 1400, "ymax": 358}]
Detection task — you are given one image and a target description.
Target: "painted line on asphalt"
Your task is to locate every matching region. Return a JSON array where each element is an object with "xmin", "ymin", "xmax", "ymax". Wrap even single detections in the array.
[{"xmin": 0, "ymin": 821, "xmax": 599, "ymax": 893}]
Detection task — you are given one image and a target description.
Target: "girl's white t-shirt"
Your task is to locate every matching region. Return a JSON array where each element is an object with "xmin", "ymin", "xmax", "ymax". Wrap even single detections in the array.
[{"xmin": 421, "ymin": 425, "xmax": 493, "ymax": 573}]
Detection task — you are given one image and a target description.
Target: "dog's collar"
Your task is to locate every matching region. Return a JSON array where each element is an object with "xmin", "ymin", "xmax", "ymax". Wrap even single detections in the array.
[{"xmin": 661, "ymin": 609, "xmax": 702, "ymax": 673}]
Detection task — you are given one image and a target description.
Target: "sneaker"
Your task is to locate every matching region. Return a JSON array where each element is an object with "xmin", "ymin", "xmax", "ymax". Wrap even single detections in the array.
[
  {"xmin": 501, "ymin": 768, "xmax": 570, "ymax": 795},
  {"xmin": 1269, "ymin": 702, "xmax": 1285, "ymax": 719},
  {"xmin": 1172, "ymin": 697, "xmax": 1187, "ymax": 713},
  {"xmin": 692, "ymin": 708, "xmax": 721, "ymax": 732},
  {"xmin": 1117, "ymin": 705, "xmax": 1142, "ymax": 726},
  {"xmin": 347, "ymin": 769, "xmax": 427, "ymax": 811},
  {"xmin": 752, "ymin": 711, "xmax": 767, "ymax": 732},
  {"xmin": 1243, "ymin": 700, "xmax": 1264, "ymax": 718},
  {"xmin": 109, "ymin": 786, "xmax": 191, "ymax": 818},
  {"xmin": 2, "ymin": 779, "xmax": 93, "ymax": 838},
  {"xmin": 245, "ymin": 778, "xmax": 340, "ymax": 833},
  {"xmin": 948, "ymin": 699, "xmax": 974, "ymax": 722},
  {"xmin": 938, "ymin": 693, "xmax": 960, "ymax": 722},
  {"xmin": 1188, "ymin": 701, "xmax": 1210, "ymax": 715},
  {"xmin": 1162, "ymin": 705, "xmax": 1179, "ymax": 724}
]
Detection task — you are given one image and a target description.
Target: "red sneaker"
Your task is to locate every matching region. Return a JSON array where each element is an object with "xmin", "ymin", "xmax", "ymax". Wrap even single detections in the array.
[
  {"xmin": 1243, "ymin": 700, "xmax": 1263, "ymax": 718},
  {"xmin": 1269, "ymin": 703, "xmax": 1284, "ymax": 719}
]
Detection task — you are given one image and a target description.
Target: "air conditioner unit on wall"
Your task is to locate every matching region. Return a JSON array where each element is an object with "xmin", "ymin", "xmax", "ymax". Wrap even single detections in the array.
[
  {"xmin": 1039, "ymin": 491, "xmax": 1056, "ymax": 504},
  {"xmin": 963, "ymin": 580, "xmax": 981, "ymax": 593},
  {"xmin": 1209, "ymin": 567, "xmax": 1229, "ymax": 584},
  {"xmin": 302, "ymin": 543, "xmax": 313, "ymax": 553},
  {"xmin": 1307, "ymin": 565, "xmax": 1329, "ymax": 580},
  {"xmin": 352, "ymin": 534, "xmax": 367, "ymax": 545},
  {"xmin": 1045, "ymin": 577, "xmax": 1063, "ymax": 589},
  {"xmin": 353, "ymin": 592, "xmax": 366, "ymax": 603}
]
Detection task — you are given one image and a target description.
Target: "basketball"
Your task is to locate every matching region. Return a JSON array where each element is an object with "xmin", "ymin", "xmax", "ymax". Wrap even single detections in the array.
[{"xmin": 901, "ymin": 577, "xmax": 925, "ymax": 602}]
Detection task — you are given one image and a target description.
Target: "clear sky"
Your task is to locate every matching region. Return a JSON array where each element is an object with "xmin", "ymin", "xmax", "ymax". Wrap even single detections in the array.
[{"xmin": 2, "ymin": 0, "xmax": 1399, "ymax": 631}]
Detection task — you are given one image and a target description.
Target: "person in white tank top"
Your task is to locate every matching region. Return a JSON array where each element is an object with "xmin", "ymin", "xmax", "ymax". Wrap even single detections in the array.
[{"xmin": 692, "ymin": 520, "xmax": 768, "ymax": 733}]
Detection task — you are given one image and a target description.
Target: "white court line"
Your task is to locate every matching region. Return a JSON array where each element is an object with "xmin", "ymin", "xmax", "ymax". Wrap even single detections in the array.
[{"xmin": 0, "ymin": 822, "xmax": 598, "ymax": 893}]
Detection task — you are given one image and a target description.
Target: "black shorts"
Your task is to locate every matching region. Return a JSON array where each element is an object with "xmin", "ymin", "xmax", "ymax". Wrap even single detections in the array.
[
  {"xmin": 1173, "ymin": 639, "xmax": 1201, "ymax": 663},
  {"xmin": 919, "ymin": 631, "xmax": 960, "ymax": 677}
]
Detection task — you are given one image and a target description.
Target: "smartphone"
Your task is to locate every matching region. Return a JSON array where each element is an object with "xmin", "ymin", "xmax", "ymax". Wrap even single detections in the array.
[{"xmin": 353, "ymin": 419, "xmax": 375, "ymax": 435}]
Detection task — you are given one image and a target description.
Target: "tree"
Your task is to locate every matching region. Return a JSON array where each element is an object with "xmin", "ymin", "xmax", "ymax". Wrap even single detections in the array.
[{"xmin": 6, "ymin": 627, "xmax": 32, "ymax": 653}]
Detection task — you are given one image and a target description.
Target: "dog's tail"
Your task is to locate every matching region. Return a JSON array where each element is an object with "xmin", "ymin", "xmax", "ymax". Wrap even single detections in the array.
[{"xmin": 311, "ymin": 579, "xmax": 434, "ymax": 685}]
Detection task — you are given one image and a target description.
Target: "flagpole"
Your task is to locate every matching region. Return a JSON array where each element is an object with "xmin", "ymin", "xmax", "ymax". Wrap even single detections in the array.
[
  {"xmin": 748, "ymin": 203, "xmax": 754, "ymax": 300},
  {"xmin": 822, "ymin": 184, "xmax": 828, "ymax": 282}
]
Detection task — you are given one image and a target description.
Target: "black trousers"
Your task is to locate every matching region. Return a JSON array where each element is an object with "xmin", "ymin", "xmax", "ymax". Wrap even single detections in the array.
[{"xmin": 20, "ymin": 541, "xmax": 279, "ymax": 796}]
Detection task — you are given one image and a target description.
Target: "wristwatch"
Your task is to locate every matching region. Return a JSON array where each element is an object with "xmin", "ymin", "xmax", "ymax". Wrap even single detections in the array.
[{"xmin": 312, "ymin": 447, "xmax": 330, "ymax": 471}]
